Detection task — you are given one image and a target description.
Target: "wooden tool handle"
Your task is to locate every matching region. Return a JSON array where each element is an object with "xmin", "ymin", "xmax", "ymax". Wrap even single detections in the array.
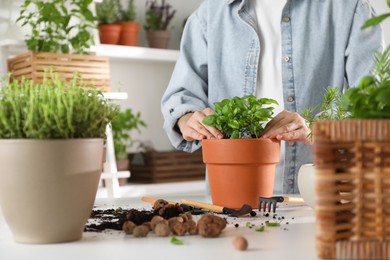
[
  {"xmin": 141, "ymin": 196, "xmax": 177, "ymax": 205},
  {"xmin": 283, "ymin": 197, "xmax": 305, "ymax": 203},
  {"xmin": 180, "ymin": 199, "xmax": 224, "ymax": 213}
]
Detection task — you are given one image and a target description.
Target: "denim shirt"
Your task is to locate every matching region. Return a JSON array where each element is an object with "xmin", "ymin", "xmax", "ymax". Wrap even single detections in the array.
[{"xmin": 161, "ymin": 0, "xmax": 384, "ymax": 194}]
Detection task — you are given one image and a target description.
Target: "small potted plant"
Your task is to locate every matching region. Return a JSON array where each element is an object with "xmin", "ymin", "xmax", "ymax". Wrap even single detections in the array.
[
  {"xmin": 111, "ymin": 108, "xmax": 146, "ymax": 185},
  {"xmin": 17, "ymin": 0, "xmax": 96, "ymax": 54},
  {"xmin": 0, "ymin": 73, "xmax": 118, "ymax": 244},
  {"xmin": 298, "ymin": 86, "xmax": 347, "ymax": 209},
  {"xmin": 115, "ymin": 0, "xmax": 140, "ymax": 46},
  {"xmin": 144, "ymin": 0, "xmax": 176, "ymax": 49},
  {"xmin": 11, "ymin": 0, "xmax": 110, "ymax": 91},
  {"xmin": 96, "ymin": 0, "xmax": 122, "ymax": 45},
  {"xmin": 202, "ymin": 95, "xmax": 280, "ymax": 208}
]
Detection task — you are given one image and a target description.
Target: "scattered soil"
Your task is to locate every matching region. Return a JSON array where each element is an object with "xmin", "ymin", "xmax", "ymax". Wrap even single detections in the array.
[{"xmin": 85, "ymin": 204, "xmax": 185, "ymax": 232}]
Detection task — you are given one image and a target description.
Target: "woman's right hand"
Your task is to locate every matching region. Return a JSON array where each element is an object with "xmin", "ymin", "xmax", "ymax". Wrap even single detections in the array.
[{"xmin": 177, "ymin": 108, "xmax": 224, "ymax": 141}]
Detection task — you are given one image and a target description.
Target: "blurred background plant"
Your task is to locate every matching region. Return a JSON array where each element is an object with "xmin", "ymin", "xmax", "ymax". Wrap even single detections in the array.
[
  {"xmin": 96, "ymin": 0, "xmax": 118, "ymax": 25},
  {"xmin": 115, "ymin": 0, "xmax": 136, "ymax": 22},
  {"xmin": 111, "ymin": 108, "xmax": 146, "ymax": 160},
  {"xmin": 144, "ymin": 0, "xmax": 176, "ymax": 31},
  {"xmin": 17, "ymin": 0, "xmax": 96, "ymax": 54}
]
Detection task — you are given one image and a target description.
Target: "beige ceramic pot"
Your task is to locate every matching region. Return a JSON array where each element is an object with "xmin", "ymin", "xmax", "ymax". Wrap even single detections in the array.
[
  {"xmin": 202, "ymin": 138, "xmax": 280, "ymax": 208},
  {"xmin": 0, "ymin": 139, "xmax": 104, "ymax": 244},
  {"xmin": 146, "ymin": 30, "xmax": 170, "ymax": 49},
  {"xmin": 297, "ymin": 163, "xmax": 316, "ymax": 209}
]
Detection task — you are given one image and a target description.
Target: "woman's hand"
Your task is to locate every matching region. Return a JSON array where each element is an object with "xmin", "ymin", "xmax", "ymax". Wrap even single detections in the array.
[
  {"xmin": 262, "ymin": 110, "xmax": 311, "ymax": 144},
  {"xmin": 177, "ymin": 108, "xmax": 223, "ymax": 141}
]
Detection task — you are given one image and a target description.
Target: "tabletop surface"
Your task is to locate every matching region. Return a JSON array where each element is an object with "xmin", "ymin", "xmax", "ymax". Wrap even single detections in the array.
[{"xmin": 0, "ymin": 195, "xmax": 319, "ymax": 260}]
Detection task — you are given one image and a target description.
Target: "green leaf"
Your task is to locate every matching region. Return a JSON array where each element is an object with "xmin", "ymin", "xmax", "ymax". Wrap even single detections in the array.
[
  {"xmin": 61, "ymin": 44, "xmax": 70, "ymax": 54},
  {"xmin": 255, "ymin": 226, "xmax": 265, "ymax": 232},
  {"xmin": 222, "ymin": 104, "xmax": 230, "ymax": 115},
  {"xmin": 231, "ymin": 130, "xmax": 239, "ymax": 139},
  {"xmin": 261, "ymin": 98, "xmax": 279, "ymax": 105},
  {"xmin": 170, "ymin": 236, "xmax": 184, "ymax": 245},
  {"xmin": 255, "ymin": 109, "xmax": 271, "ymax": 119},
  {"xmin": 265, "ymin": 221, "xmax": 280, "ymax": 227},
  {"xmin": 202, "ymin": 115, "xmax": 215, "ymax": 126},
  {"xmin": 374, "ymin": 87, "xmax": 390, "ymax": 104},
  {"xmin": 362, "ymin": 13, "xmax": 390, "ymax": 29},
  {"xmin": 228, "ymin": 120, "xmax": 240, "ymax": 129},
  {"xmin": 388, "ymin": 0, "xmax": 390, "ymax": 8}
]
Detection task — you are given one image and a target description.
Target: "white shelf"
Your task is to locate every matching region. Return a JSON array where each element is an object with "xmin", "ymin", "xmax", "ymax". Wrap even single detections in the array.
[
  {"xmin": 102, "ymin": 92, "xmax": 128, "ymax": 100},
  {"xmin": 90, "ymin": 44, "xmax": 180, "ymax": 63},
  {"xmin": 0, "ymin": 39, "xmax": 24, "ymax": 47},
  {"xmin": 0, "ymin": 40, "xmax": 180, "ymax": 63}
]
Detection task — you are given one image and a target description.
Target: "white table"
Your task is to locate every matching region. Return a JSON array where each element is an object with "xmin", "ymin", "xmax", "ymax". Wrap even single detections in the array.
[{"xmin": 0, "ymin": 195, "xmax": 319, "ymax": 260}]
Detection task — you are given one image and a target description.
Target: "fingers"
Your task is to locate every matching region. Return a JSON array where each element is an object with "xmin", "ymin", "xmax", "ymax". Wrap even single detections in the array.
[
  {"xmin": 263, "ymin": 110, "xmax": 311, "ymax": 144},
  {"xmin": 275, "ymin": 129, "xmax": 312, "ymax": 144},
  {"xmin": 177, "ymin": 109, "xmax": 223, "ymax": 142}
]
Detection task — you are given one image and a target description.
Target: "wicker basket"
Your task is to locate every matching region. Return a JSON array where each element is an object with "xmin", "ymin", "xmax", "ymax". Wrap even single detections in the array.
[
  {"xmin": 313, "ymin": 120, "xmax": 390, "ymax": 259},
  {"xmin": 7, "ymin": 52, "xmax": 110, "ymax": 91},
  {"xmin": 129, "ymin": 150, "xmax": 205, "ymax": 183}
]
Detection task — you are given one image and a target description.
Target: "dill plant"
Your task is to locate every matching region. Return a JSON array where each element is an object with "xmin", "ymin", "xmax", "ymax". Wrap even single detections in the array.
[{"xmin": 0, "ymin": 74, "xmax": 119, "ymax": 139}]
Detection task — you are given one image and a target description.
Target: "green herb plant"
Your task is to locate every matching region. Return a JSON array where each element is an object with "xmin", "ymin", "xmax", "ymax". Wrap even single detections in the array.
[
  {"xmin": 202, "ymin": 95, "xmax": 278, "ymax": 139},
  {"xmin": 304, "ymin": 0, "xmax": 390, "ymax": 133},
  {"xmin": 144, "ymin": 0, "xmax": 176, "ymax": 31},
  {"xmin": 111, "ymin": 108, "xmax": 146, "ymax": 161},
  {"xmin": 17, "ymin": 0, "xmax": 96, "ymax": 54},
  {"xmin": 0, "ymin": 73, "xmax": 118, "ymax": 139},
  {"xmin": 96, "ymin": 0, "xmax": 119, "ymax": 25},
  {"xmin": 302, "ymin": 86, "xmax": 347, "ymax": 139},
  {"xmin": 303, "ymin": 46, "xmax": 390, "ymax": 138},
  {"xmin": 115, "ymin": 0, "xmax": 136, "ymax": 22},
  {"xmin": 340, "ymin": 47, "xmax": 390, "ymax": 118},
  {"xmin": 343, "ymin": 0, "xmax": 390, "ymax": 118}
]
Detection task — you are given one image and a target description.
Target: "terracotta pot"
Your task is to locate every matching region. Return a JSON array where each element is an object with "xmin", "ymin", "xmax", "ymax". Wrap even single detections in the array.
[
  {"xmin": 98, "ymin": 24, "xmax": 122, "ymax": 45},
  {"xmin": 118, "ymin": 21, "xmax": 140, "ymax": 46},
  {"xmin": 202, "ymin": 138, "xmax": 280, "ymax": 208},
  {"xmin": 0, "ymin": 139, "xmax": 104, "ymax": 244},
  {"xmin": 146, "ymin": 30, "xmax": 170, "ymax": 49}
]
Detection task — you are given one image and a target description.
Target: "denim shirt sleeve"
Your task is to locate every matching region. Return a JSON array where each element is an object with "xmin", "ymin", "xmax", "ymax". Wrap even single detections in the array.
[
  {"xmin": 161, "ymin": 6, "xmax": 209, "ymax": 153},
  {"xmin": 345, "ymin": 0, "xmax": 385, "ymax": 87}
]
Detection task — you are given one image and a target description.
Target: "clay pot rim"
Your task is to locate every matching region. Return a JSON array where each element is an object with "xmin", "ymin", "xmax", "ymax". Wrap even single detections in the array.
[
  {"xmin": 0, "ymin": 138, "xmax": 103, "ymax": 144},
  {"xmin": 98, "ymin": 23, "xmax": 122, "ymax": 30},
  {"xmin": 202, "ymin": 138, "xmax": 280, "ymax": 145}
]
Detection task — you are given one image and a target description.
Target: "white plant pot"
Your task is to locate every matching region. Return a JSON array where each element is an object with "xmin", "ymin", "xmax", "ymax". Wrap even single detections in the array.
[
  {"xmin": 0, "ymin": 139, "xmax": 103, "ymax": 244},
  {"xmin": 297, "ymin": 163, "xmax": 316, "ymax": 209}
]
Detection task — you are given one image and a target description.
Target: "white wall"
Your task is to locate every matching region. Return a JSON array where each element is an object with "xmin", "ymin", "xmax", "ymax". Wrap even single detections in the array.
[
  {"xmin": 130, "ymin": 0, "xmax": 203, "ymax": 50},
  {"xmin": 110, "ymin": 60, "xmax": 176, "ymax": 152},
  {"xmin": 110, "ymin": 0, "xmax": 203, "ymax": 152},
  {"xmin": 372, "ymin": 0, "xmax": 390, "ymax": 44}
]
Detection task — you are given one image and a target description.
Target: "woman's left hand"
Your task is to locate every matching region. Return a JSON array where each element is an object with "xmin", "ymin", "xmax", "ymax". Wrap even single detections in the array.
[{"xmin": 262, "ymin": 110, "xmax": 311, "ymax": 144}]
